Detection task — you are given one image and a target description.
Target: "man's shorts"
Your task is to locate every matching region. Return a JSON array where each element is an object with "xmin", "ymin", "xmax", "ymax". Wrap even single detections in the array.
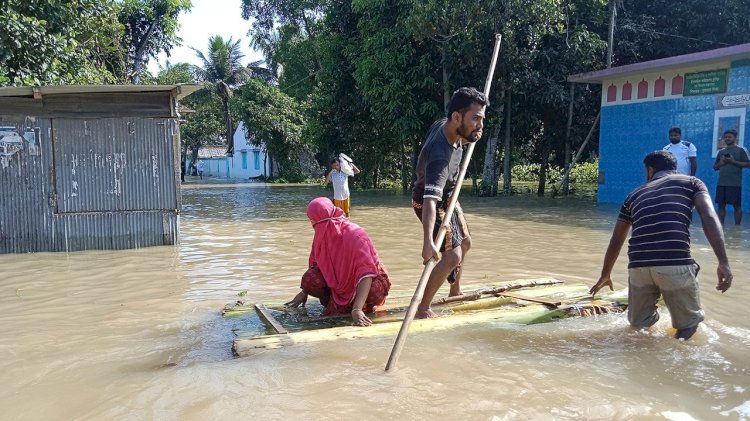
[
  {"xmin": 332, "ymin": 197, "xmax": 351, "ymax": 216},
  {"xmin": 627, "ymin": 264, "xmax": 704, "ymax": 330},
  {"xmin": 716, "ymin": 185, "xmax": 742, "ymax": 207},
  {"xmin": 412, "ymin": 199, "xmax": 470, "ymax": 253}
]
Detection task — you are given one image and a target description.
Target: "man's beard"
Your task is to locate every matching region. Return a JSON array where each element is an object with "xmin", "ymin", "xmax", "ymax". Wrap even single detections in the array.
[{"xmin": 459, "ymin": 126, "xmax": 481, "ymax": 143}]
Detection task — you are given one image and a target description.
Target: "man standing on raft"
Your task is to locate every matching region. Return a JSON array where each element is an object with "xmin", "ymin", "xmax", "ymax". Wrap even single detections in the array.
[{"xmin": 411, "ymin": 87, "xmax": 487, "ymax": 319}]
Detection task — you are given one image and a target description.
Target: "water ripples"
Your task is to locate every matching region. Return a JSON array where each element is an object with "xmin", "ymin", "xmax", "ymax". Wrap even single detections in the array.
[{"xmin": 1, "ymin": 183, "xmax": 748, "ymax": 419}]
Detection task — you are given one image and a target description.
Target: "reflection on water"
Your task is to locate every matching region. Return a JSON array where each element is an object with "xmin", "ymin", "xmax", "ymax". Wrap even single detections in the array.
[{"xmin": 0, "ymin": 180, "xmax": 748, "ymax": 420}]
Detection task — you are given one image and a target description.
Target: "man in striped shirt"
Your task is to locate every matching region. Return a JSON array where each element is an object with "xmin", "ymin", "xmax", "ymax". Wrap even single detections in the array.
[{"xmin": 590, "ymin": 151, "xmax": 733, "ymax": 340}]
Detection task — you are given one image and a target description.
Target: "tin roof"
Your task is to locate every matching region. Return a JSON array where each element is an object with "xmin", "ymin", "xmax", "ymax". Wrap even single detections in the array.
[
  {"xmin": 0, "ymin": 84, "xmax": 203, "ymax": 100},
  {"xmin": 568, "ymin": 43, "xmax": 750, "ymax": 84},
  {"xmin": 198, "ymin": 146, "xmax": 228, "ymax": 158}
]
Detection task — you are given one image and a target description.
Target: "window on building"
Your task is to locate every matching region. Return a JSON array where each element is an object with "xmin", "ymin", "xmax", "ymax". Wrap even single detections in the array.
[
  {"xmin": 654, "ymin": 77, "xmax": 666, "ymax": 97},
  {"xmin": 637, "ymin": 79, "xmax": 648, "ymax": 99},
  {"xmin": 241, "ymin": 151, "xmax": 248, "ymax": 169},
  {"xmin": 622, "ymin": 81, "xmax": 632, "ymax": 101},
  {"xmin": 254, "ymin": 151, "xmax": 261, "ymax": 170},
  {"xmin": 672, "ymin": 75, "xmax": 684, "ymax": 95},
  {"xmin": 607, "ymin": 84, "xmax": 617, "ymax": 102}
]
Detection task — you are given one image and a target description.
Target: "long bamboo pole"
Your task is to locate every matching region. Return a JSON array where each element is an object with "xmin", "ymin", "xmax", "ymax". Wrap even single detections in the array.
[{"xmin": 385, "ymin": 34, "xmax": 503, "ymax": 372}]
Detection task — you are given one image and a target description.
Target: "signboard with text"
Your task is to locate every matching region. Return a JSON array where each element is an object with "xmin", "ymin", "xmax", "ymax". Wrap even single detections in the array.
[
  {"xmin": 717, "ymin": 93, "xmax": 750, "ymax": 109},
  {"xmin": 684, "ymin": 69, "xmax": 727, "ymax": 96}
]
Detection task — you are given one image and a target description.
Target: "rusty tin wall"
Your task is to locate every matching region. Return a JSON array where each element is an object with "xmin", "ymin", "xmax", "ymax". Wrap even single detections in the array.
[{"xmin": 0, "ymin": 116, "xmax": 180, "ymax": 253}]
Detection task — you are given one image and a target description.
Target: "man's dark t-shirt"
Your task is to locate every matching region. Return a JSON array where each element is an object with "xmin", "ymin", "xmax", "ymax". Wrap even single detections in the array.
[
  {"xmin": 412, "ymin": 118, "xmax": 463, "ymax": 206},
  {"xmin": 715, "ymin": 145, "xmax": 750, "ymax": 187}
]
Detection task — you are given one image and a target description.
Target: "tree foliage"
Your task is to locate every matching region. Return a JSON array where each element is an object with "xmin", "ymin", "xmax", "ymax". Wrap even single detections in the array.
[
  {"xmin": 0, "ymin": 0, "xmax": 192, "ymax": 86},
  {"xmin": 231, "ymin": 79, "xmax": 308, "ymax": 180},
  {"xmin": 147, "ymin": 61, "xmax": 224, "ymax": 164},
  {"xmin": 613, "ymin": 0, "xmax": 750, "ymax": 65},
  {"xmin": 8, "ymin": 0, "xmax": 746, "ymax": 192},
  {"xmin": 0, "ymin": 0, "xmax": 126, "ymax": 86},
  {"xmin": 191, "ymin": 35, "xmax": 251, "ymax": 155},
  {"xmin": 118, "ymin": 0, "xmax": 192, "ymax": 83}
]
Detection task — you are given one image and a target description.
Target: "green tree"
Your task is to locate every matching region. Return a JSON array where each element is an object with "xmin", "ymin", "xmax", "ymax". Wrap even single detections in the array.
[
  {"xmin": 148, "ymin": 61, "xmax": 225, "ymax": 166},
  {"xmin": 181, "ymin": 93, "xmax": 225, "ymax": 168},
  {"xmin": 350, "ymin": 0, "xmax": 441, "ymax": 189},
  {"xmin": 612, "ymin": 0, "xmax": 749, "ymax": 65},
  {"xmin": 247, "ymin": 59, "xmax": 276, "ymax": 84},
  {"xmin": 0, "ymin": 0, "xmax": 125, "ymax": 86},
  {"xmin": 191, "ymin": 35, "xmax": 251, "ymax": 155},
  {"xmin": 511, "ymin": 1, "xmax": 607, "ymax": 195},
  {"xmin": 141, "ymin": 60, "xmax": 195, "ymax": 84},
  {"xmin": 118, "ymin": 0, "xmax": 192, "ymax": 83},
  {"xmin": 235, "ymin": 0, "xmax": 750, "ymax": 194},
  {"xmin": 240, "ymin": 0, "xmax": 325, "ymax": 64},
  {"xmin": 232, "ymin": 79, "xmax": 307, "ymax": 180}
]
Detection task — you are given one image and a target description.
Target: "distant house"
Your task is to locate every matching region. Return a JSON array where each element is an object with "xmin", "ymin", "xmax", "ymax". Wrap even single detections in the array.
[
  {"xmin": 228, "ymin": 122, "xmax": 271, "ymax": 179},
  {"xmin": 195, "ymin": 145, "xmax": 228, "ymax": 177},
  {"xmin": 189, "ymin": 123, "xmax": 272, "ymax": 179},
  {"xmin": 569, "ymin": 43, "xmax": 750, "ymax": 208}
]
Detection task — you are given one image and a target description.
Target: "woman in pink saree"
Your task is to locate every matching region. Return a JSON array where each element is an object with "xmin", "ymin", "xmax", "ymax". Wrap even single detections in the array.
[{"xmin": 286, "ymin": 198, "xmax": 391, "ymax": 326}]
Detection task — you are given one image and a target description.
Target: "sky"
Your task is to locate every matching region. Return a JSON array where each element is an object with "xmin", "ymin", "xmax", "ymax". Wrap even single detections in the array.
[{"xmin": 147, "ymin": 0, "xmax": 265, "ymax": 74}]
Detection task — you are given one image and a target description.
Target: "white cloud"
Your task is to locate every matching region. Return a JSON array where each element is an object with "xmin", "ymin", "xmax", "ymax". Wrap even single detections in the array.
[{"xmin": 147, "ymin": 0, "xmax": 265, "ymax": 74}]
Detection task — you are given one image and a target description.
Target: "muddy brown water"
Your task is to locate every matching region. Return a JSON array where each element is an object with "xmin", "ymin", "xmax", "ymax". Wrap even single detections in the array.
[{"xmin": 2, "ymin": 181, "xmax": 749, "ymax": 420}]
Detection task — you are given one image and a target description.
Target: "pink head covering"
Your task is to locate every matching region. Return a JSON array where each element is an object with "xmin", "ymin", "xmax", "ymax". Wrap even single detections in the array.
[{"xmin": 306, "ymin": 197, "xmax": 381, "ymax": 305}]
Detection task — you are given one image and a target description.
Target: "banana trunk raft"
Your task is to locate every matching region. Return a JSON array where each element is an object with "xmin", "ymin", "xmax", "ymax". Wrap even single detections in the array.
[{"xmin": 224, "ymin": 279, "xmax": 628, "ymax": 358}]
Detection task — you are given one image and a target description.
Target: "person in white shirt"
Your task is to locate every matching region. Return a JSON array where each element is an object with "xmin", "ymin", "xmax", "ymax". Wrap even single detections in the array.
[
  {"xmin": 663, "ymin": 127, "xmax": 697, "ymax": 176},
  {"xmin": 324, "ymin": 158, "xmax": 359, "ymax": 217},
  {"xmin": 196, "ymin": 159, "xmax": 205, "ymax": 179}
]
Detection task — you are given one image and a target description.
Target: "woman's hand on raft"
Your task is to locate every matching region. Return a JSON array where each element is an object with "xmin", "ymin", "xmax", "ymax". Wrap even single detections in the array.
[
  {"xmin": 351, "ymin": 309, "xmax": 372, "ymax": 326},
  {"xmin": 285, "ymin": 291, "xmax": 308, "ymax": 308}
]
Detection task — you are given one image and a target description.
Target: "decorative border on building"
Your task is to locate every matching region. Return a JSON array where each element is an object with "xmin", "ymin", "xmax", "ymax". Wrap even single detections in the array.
[{"xmin": 601, "ymin": 65, "xmax": 732, "ymax": 107}]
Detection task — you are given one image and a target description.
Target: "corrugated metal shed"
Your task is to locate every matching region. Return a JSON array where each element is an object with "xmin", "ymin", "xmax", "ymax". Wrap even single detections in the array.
[{"xmin": 0, "ymin": 84, "xmax": 200, "ymax": 253}]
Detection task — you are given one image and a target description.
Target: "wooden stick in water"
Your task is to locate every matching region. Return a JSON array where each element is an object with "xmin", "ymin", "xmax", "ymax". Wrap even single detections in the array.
[
  {"xmin": 496, "ymin": 292, "xmax": 562, "ymax": 307},
  {"xmin": 255, "ymin": 304, "xmax": 288, "ymax": 334}
]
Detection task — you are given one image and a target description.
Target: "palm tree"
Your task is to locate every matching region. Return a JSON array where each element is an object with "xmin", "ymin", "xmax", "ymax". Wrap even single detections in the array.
[{"xmin": 191, "ymin": 36, "xmax": 250, "ymax": 155}]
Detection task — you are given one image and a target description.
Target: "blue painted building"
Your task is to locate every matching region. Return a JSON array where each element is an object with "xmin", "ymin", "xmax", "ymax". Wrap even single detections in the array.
[{"xmin": 569, "ymin": 43, "xmax": 750, "ymax": 208}]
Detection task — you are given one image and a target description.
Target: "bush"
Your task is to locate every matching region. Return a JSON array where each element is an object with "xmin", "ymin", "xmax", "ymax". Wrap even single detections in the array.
[
  {"xmin": 510, "ymin": 161, "xmax": 598, "ymax": 185},
  {"xmin": 510, "ymin": 163, "xmax": 563, "ymax": 183},
  {"xmin": 511, "ymin": 163, "xmax": 543, "ymax": 182},
  {"xmin": 505, "ymin": 161, "xmax": 598, "ymax": 195},
  {"xmin": 568, "ymin": 160, "xmax": 599, "ymax": 185}
]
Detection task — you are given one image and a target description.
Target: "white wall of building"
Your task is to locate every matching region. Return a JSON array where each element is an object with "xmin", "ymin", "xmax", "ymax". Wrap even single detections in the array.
[
  {"xmin": 202, "ymin": 157, "xmax": 229, "ymax": 177},
  {"xmin": 229, "ymin": 122, "xmax": 270, "ymax": 179}
]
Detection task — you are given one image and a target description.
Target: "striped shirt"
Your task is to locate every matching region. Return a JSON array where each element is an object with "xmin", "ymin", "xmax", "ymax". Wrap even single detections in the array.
[{"xmin": 618, "ymin": 171, "xmax": 708, "ymax": 268}]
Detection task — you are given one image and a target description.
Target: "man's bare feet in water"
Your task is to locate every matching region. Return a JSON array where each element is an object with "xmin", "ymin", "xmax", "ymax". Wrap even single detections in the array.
[{"xmin": 415, "ymin": 307, "xmax": 439, "ymax": 319}]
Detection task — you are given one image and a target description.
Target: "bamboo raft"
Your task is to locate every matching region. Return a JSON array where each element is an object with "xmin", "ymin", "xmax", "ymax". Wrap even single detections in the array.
[{"xmin": 224, "ymin": 278, "xmax": 628, "ymax": 358}]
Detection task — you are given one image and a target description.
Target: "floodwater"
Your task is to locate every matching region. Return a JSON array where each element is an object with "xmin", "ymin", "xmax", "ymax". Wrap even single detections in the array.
[{"xmin": 2, "ymin": 181, "xmax": 749, "ymax": 420}]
